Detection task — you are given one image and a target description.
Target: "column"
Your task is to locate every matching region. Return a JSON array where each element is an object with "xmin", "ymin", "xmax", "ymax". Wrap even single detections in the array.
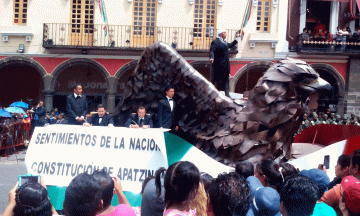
[
  {"xmin": 329, "ymin": 1, "xmax": 339, "ymax": 34},
  {"xmin": 107, "ymin": 93, "xmax": 116, "ymax": 114},
  {"xmin": 275, "ymin": 0, "xmax": 289, "ymax": 55},
  {"xmin": 299, "ymin": 0, "xmax": 307, "ymax": 34},
  {"xmin": 44, "ymin": 92, "xmax": 54, "ymax": 112}
]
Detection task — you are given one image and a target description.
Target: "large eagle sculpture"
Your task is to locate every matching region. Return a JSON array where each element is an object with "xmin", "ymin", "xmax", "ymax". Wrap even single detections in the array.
[{"xmin": 114, "ymin": 42, "xmax": 331, "ymax": 166}]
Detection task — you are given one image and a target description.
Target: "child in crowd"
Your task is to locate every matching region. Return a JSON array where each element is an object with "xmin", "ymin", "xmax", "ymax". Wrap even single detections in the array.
[
  {"xmin": 140, "ymin": 167, "xmax": 165, "ymax": 216},
  {"xmin": 163, "ymin": 161, "xmax": 200, "ymax": 216}
]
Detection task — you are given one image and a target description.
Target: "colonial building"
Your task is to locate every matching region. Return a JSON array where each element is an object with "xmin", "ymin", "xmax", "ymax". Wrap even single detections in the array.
[
  {"xmin": 0, "ymin": 0, "xmax": 288, "ymax": 114},
  {"xmin": 286, "ymin": 0, "xmax": 360, "ymax": 115}
]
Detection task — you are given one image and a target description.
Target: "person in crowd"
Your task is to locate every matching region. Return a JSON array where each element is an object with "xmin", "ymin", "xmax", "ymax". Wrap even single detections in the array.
[
  {"xmin": 29, "ymin": 100, "xmax": 46, "ymax": 127},
  {"xmin": 301, "ymin": 113, "xmax": 310, "ymax": 131},
  {"xmin": 326, "ymin": 113, "xmax": 335, "ymax": 124},
  {"xmin": 66, "ymin": 84, "xmax": 88, "ymax": 125},
  {"xmin": 54, "ymin": 108, "xmax": 59, "ymax": 116},
  {"xmin": 337, "ymin": 27, "xmax": 350, "ymax": 51},
  {"xmin": 279, "ymin": 163, "xmax": 299, "ymax": 179},
  {"xmin": 322, "ymin": 114, "xmax": 328, "ymax": 124},
  {"xmin": 50, "ymin": 110, "xmax": 56, "ymax": 123},
  {"xmin": 190, "ymin": 183, "xmax": 208, "ymax": 216},
  {"xmin": 92, "ymin": 169, "xmax": 135, "ymax": 216},
  {"xmin": 140, "ymin": 167, "xmax": 165, "ymax": 216},
  {"xmin": 209, "ymin": 29, "xmax": 239, "ymax": 97},
  {"xmin": 125, "ymin": 106, "xmax": 153, "ymax": 129},
  {"xmin": 207, "ymin": 172, "xmax": 252, "ymax": 216},
  {"xmin": 200, "ymin": 172, "xmax": 213, "ymax": 193},
  {"xmin": 163, "ymin": 161, "xmax": 200, "ymax": 216},
  {"xmin": 236, "ymin": 161, "xmax": 255, "ymax": 179},
  {"xmin": 340, "ymin": 115, "xmax": 350, "ymax": 125},
  {"xmin": 246, "ymin": 176, "xmax": 281, "ymax": 216},
  {"xmin": 300, "ymin": 169, "xmax": 336, "ymax": 216},
  {"xmin": 325, "ymin": 30, "xmax": 334, "ymax": 42},
  {"xmin": 45, "ymin": 112, "xmax": 51, "ymax": 124},
  {"xmin": 279, "ymin": 175, "xmax": 319, "ymax": 216},
  {"xmin": 56, "ymin": 113, "xmax": 68, "ymax": 124},
  {"xmin": 158, "ymin": 86, "xmax": 178, "ymax": 132},
  {"xmin": 314, "ymin": 20, "xmax": 326, "ymax": 35},
  {"xmin": 322, "ymin": 149, "xmax": 360, "ymax": 215},
  {"xmin": 255, "ymin": 159, "xmax": 284, "ymax": 189},
  {"xmin": 84, "ymin": 104, "xmax": 114, "ymax": 127},
  {"xmin": 339, "ymin": 176, "xmax": 360, "ymax": 216},
  {"xmin": 63, "ymin": 172, "xmax": 102, "ymax": 216},
  {"xmin": 3, "ymin": 181, "xmax": 58, "ymax": 216},
  {"xmin": 327, "ymin": 154, "xmax": 351, "ymax": 190}
]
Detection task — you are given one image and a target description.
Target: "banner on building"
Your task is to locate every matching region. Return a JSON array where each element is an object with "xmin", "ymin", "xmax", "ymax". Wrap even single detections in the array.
[{"xmin": 25, "ymin": 125, "xmax": 169, "ymax": 193}]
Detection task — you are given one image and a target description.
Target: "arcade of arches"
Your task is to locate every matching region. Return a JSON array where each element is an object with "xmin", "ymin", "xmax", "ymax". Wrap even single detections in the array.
[{"xmin": 0, "ymin": 58, "xmax": 346, "ymax": 115}]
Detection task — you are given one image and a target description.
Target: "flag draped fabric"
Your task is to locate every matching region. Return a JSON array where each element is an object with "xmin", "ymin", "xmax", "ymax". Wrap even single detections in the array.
[
  {"xmin": 99, "ymin": 0, "xmax": 108, "ymax": 36},
  {"xmin": 242, "ymin": 0, "xmax": 253, "ymax": 29},
  {"xmin": 240, "ymin": 0, "xmax": 253, "ymax": 40}
]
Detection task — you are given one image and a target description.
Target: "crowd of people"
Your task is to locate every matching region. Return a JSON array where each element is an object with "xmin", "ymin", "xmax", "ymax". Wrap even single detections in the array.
[
  {"xmin": 297, "ymin": 108, "xmax": 360, "ymax": 134},
  {"xmin": 3, "ymin": 150, "xmax": 360, "ymax": 216},
  {"xmin": 297, "ymin": 21, "xmax": 360, "ymax": 51}
]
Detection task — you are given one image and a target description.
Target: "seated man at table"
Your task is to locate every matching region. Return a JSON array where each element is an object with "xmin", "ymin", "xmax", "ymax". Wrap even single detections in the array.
[
  {"xmin": 125, "ymin": 106, "xmax": 153, "ymax": 129},
  {"xmin": 84, "ymin": 105, "xmax": 114, "ymax": 127}
]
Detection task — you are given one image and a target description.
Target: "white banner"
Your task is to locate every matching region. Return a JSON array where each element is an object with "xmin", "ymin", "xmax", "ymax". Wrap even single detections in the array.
[
  {"xmin": 289, "ymin": 141, "xmax": 347, "ymax": 180},
  {"xmin": 25, "ymin": 125, "xmax": 169, "ymax": 193}
]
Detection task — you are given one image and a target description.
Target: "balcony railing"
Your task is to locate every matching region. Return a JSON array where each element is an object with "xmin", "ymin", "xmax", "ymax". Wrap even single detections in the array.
[
  {"xmin": 43, "ymin": 23, "xmax": 239, "ymax": 51},
  {"xmin": 297, "ymin": 38, "xmax": 360, "ymax": 54}
]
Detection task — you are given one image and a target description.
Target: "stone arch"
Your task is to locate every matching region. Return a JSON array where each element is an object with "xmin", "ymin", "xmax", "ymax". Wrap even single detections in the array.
[
  {"xmin": 189, "ymin": 61, "xmax": 212, "ymax": 81},
  {"xmin": 0, "ymin": 56, "xmax": 47, "ymax": 106},
  {"xmin": 50, "ymin": 58, "xmax": 110, "ymax": 92},
  {"xmin": 310, "ymin": 63, "xmax": 346, "ymax": 114},
  {"xmin": 309, "ymin": 63, "xmax": 345, "ymax": 98},
  {"xmin": 114, "ymin": 60, "xmax": 138, "ymax": 81},
  {"xmin": 0, "ymin": 56, "xmax": 47, "ymax": 78},
  {"xmin": 232, "ymin": 61, "xmax": 274, "ymax": 93},
  {"xmin": 114, "ymin": 60, "xmax": 138, "ymax": 95}
]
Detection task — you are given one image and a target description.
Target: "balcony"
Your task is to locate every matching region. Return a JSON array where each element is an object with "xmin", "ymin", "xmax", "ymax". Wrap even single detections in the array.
[
  {"xmin": 296, "ymin": 38, "xmax": 360, "ymax": 55},
  {"xmin": 43, "ymin": 23, "xmax": 239, "ymax": 55}
]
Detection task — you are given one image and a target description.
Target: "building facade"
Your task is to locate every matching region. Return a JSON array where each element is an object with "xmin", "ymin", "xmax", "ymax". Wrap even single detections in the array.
[{"xmin": 0, "ymin": 0, "xmax": 346, "ymax": 115}]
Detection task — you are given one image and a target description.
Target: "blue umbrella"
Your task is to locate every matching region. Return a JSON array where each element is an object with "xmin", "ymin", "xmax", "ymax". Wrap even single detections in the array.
[
  {"xmin": 10, "ymin": 101, "xmax": 29, "ymax": 109},
  {"xmin": 0, "ymin": 109, "xmax": 12, "ymax": 118},
  {"xmin": 5, "ymin": 107, "xmax": 25, "ymax": 114}
]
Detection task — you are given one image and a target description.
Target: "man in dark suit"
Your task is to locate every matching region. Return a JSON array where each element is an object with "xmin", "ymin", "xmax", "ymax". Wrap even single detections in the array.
[
  {"xmin": 84, "ymin": 104, "xmax": 114, "ymax": 127},
  {"xmin": 66, "ymin": 84, "xmax": 88, "ymax": 125},
  {"xmin": 29, "ymin": 101, "xmax": 46, "ymax": 127},
  {"xmin": 158, "ymin": 86, "xmax": 178, "ymax": 131},
  {"xmin": 209, "ymin": 29, "xmax": 239, "ymax": 97},
  {"xmin": 125, "ymin": 106, "xmax": 153, "ymax": 129}
]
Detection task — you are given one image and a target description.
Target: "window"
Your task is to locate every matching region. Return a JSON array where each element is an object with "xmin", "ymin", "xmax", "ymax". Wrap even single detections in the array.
[
  {"xmin": 132, "ymin": 0, "xmax": 157, "ymax": 47},
  {"xmin": 13, "ymin": 0, "xmax": 28, "ymax": 25},
  {"xmin": 70, "ymin": 0, "xmax": 95, "ymax": 46},
  {"xmin": 256, "ymin": 0, "xmax": 271, "ymax": 32},
  {"xmin": 193, "ymin": 0, "xmax": 217, "ymax": 49}
]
